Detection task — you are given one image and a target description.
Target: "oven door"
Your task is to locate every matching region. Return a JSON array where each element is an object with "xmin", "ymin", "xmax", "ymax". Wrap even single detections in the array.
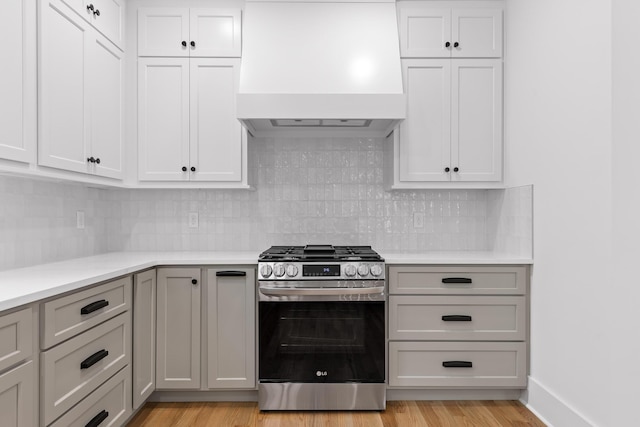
[{"xmin": 259, "ymin": 300, "xmax": 385, "ymax": 383}]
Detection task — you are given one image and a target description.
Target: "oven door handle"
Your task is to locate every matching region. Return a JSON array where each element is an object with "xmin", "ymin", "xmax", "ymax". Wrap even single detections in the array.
[{"xmin": 259, "ymin": 286, "xmax": 385, "ymax": 296}]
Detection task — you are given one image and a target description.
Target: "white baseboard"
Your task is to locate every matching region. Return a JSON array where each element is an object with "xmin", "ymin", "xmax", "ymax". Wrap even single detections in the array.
[
  {"xmin": 387, "ymin": 388, "xmax": 522, "ymax": 401},
  {"xmin": 520, "ymin": 376, "xmax": 595, "ymax": 427}
]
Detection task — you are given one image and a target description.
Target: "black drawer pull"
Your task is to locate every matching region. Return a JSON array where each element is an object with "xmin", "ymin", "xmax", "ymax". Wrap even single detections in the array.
[
  {"xmin": 442, "ymin": 277, "xmax": 472, "ymax": 284},
  {"xmin": 85, "ymin": 410, "xmax": 109, "ymax": 427},
  {"xmin": 80, "ymin": 349, "xmax": 109, "ymax": 369},
  {"xmin": 216, "ymin": 271, "xmax": 247, "ymax": 277},
  {"xmin": 442, "ymin": 315, "xmax": 472, "ymax": 322},
  {"xmin": 80, "ymin": 299, "xmax": 109, "ymax": 315},
  {"xmin": 443, "ymin": 361, "xmax": 473, "ymax": 368}
]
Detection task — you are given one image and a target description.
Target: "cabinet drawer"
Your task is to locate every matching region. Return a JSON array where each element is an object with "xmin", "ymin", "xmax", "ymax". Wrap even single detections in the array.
[
  {"xmin": 0, "ymin": 307, "xmax": 32, "ymax": 373},
  {"xmin": 389, "ymin": 341, "xmax": 526, "ymax": 388},
  {"xmin": 42, "ymin": 276, "xmax": 131, "ymax": 349},
  {"xmin": 50, "ymin": 366, "xmax": 131, "ymax": 427},
  {"xmin": 389, "ymin": 296, "xmax": 525, "ymax": 341},
  {"xmin": 41, "ymin": 312, "xmax": 130, "ymax": 425},
  {"xmin": 388, "ymin": 266, "xmax": 526, "ymax": 295}
]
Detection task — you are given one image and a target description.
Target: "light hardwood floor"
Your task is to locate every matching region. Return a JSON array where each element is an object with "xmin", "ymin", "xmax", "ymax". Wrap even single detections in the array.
[{"xmin": 127, "ymin": 401, "xmax": 546, "ymax": 426}]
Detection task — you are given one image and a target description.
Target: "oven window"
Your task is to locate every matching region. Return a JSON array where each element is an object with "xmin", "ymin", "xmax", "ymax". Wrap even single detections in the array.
[{"xmin": 259, "ymin": 301, "xmax": 385, "ymax": 383}]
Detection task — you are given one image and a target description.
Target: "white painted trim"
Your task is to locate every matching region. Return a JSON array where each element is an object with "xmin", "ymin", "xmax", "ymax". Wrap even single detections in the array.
[
  {"xmin": 520, "ymin": 376, "xmax": 595, "ymax": 427},
  {"xmin": 388, "ymin": 388, "xmax": 521, "ymax": 401}
]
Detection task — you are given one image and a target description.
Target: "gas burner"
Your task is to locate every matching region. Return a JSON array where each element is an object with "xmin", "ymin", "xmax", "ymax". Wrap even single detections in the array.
[{"xmin": 258, "ymin": 245, "xmax": 384, "ymax": 262}]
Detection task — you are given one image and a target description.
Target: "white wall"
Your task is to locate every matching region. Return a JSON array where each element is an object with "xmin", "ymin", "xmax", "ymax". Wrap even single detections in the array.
[{"xmin": 505, "ymin": 0, "xmax": 615, "ymax": 425}]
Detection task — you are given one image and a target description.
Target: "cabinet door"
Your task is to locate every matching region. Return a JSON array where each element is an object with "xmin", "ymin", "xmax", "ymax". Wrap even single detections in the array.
[
  {"xmin": 206, "ymin": 268, "xmax": 255, "ymax": 389},
  {"xmin": 133, "ymin": 270, "xmax": 155, "ymax": 410},
  {"xmin": 0, "ymin": 0, "xmax": 33, "ymax": 163},
  {"xmin": 89, "ymin": 34, "xmax": 123, "ymax": 179},
  {"xmin": 138, "ymin": 8, "xmax": 189, "ymax": 57},
  {"xmin": 190, "ymin": 59, "xmax": 243, "ymax": 182},
  {"xmin": 451, "ymin": 9, "xmax": 502, "ymax": 58},
  {"xmin": 138, "ymin": 58, "xmax": 190, "ymax": 181},
  {"xmin": 0, "ymin": 361, "xmax": 34, "ymax": 427},
  {"xmin": 39, "ymin": 0, "xmax": 91, "ymax": 174},
  {"xmin": 399, "ymin": 8, "xmax": 451, "ymax": 58},
  {"xmin": 156, "ymin": 268, "xmax": 201, "ymax": 389},
  {"xmin": 85, "ymin": 0, "xmax": 124, "ymax": 49},
  {"xmin": 189, "ymin": 9, "xmax": 242, "ymax": 58},
  {"xmin": 398, "ymin": 59, "xmax": 451, "ymax": 182},
  {"xmin": 451, "ymin": 59, "xmax": 502, "ymax": 182}
]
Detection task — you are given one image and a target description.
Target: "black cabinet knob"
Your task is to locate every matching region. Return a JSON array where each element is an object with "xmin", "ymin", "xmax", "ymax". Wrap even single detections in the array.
[
  {"xmin": 182, "ymin": 166, "xmax": 187, "ymax": 172},
  {"xmin": 87, "ymin": 157, "xmax": 95, "ymax": 163},
  {"xmin": 192, "ymin": 279, "xmax": 198, "ymax": 285},
  {"xmin": 190, "ymin": 166, "xmax": 196, "ymax": 172},
  {"xmin": 453, "ymin": 167, "xmax": 459, "ymax": 172},
  {"xmin": 454, "ymin": 42, "xmax": 460, "ymax": 48},
  {"xmin": 190, "ymin": 41, "xmax": 195, "ymax": 47},
  {"xmin": 444, "ymin": 167, "xmax": 450, "ymax": 172},
  {"xmin": 94, "ymin": 9, "xmax": 100, "ymax": 16},
  {"xmin": 95, "ymin": 158, "xmax": 101, "ymax": 164},
  {"xmin": 182, "ymin": 41, "xmax": 187, "ymax": 47},
  {"xmin": 445, "ymin": 41, "xmax": 451, "ymax": 48},
  {"xmin": 86, "ymin": 4, "xmax": 94, "ymax": 11}
]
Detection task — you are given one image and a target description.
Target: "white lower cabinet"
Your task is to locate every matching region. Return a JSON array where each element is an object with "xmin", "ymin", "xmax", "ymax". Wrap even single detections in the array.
[
  {"xmin": 206, "ymin": 268, "xmax": 255, "ymax": 389},
  {"xmin": 155, "ymin": 268, "xmax": 201, "ymax": 389},
  {"xmin": 388, "ymin": 265, "xmax": 528, "ymax": 389},
  {"xmin": 133, "ymin": 270, "xmax": 156, "ymax": 410}
]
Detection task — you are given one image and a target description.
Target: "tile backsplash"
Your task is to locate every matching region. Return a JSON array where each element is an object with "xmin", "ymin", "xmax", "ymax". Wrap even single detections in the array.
[{"xmin": 0, "ymin": 137, "xmax": 532, "ymax": 271}]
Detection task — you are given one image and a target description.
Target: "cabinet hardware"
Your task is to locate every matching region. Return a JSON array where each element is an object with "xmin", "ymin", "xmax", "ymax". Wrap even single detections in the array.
[
  {"xmin": 190, "ymin": 166, "xmax": 196, "ymax": 172},
  {"xmin": 192, "ymin": 279, "xmax": 198, "ymax": 285},
  {"xmin": 95, "ymin": 157, "xmax": 100, "ymax": 164},
  {"xmin": 453, "ymin": 167, "xmax": 459, "ymax": 172},
  {"xmin": 182, "ymin": 41, "xmax": 187, "ymax": 47},
  {"xmin": 86, "ymin": 4, "xmax": 94, "ymax": 11},
  {"xmin": 444, "ymin": 167, "xmax": 450, "ymax": 172},
  {"xmin": 190, "ymin": 41, "xmax": 196, "ymax": 47},
  {"xmin": 443, "ymin": 361, "xmax": 472, "ymax": 368},
  {"xmin": 80, "ymin": 299, "xmax": 109, "ymax": 315},
  {"xmin": 85, "ymin": 410, "xmax": 109, "ymax": 427},
  {"xmin": 454, "ymin": 42, "xmax": 459, "ymax": 48},
  {"xmin": 445, "ymin": 41, "xmax": 451, "ymax": 48},
  {"xmin": 442, "ymin": 315, "xmax": 472, "ymax": 322},
  {"xmin": 80, "ymin": 349, "xmax": 109, "ymax": 369},
  {"xmin": 182, "ymin": 166, "xmax": 187, "ymax": 172},
  {"xmin": 87, "ymin": 157, "xmax": 95, "ymax": 163},
  {"xmin": 93, "ymin": 9, "xmax": 100, "ymax": 16},
  {"xmin": 216, "ymin": 271, "xmax": 247, "ymax": 277},
  {"xmin": 442, "ymin": 277, "xmax": 472, "ymax": 284}
]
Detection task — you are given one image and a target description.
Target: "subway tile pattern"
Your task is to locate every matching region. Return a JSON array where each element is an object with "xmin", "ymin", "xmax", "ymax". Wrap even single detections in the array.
[{"xmin": 106, "ymin": 138, "xmax": 489, "ymax": 252}]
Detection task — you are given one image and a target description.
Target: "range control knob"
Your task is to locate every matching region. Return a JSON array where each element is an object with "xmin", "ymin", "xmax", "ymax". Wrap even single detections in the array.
[
  {"xmin": 273, "ymin": 264, "xmax": 285, "ymax": 277},
  {"xmin": 286, "ymin": 264, "xmax": 299, "ymax": 277},
  {"xmin": 357, "ymin": 264, "xmax": 370, "ymax": 277},
  {"xmin": 260, "ymin": 264, "xmax": 273, "ymax": 278},
  {"xmin": 344, "ymin": 264, "xmax": 357, "ymax": 277},
  {"xmin": 370, "ymin": 264, "xmax": 383, "ymax": 277}
]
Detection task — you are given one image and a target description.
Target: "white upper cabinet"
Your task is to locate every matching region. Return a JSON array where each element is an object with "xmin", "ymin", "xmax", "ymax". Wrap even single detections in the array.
[
  {"xmin": 400, "ymin": 7, "xmax": 502, "ymax": 58},
  {"xmin": 138, "ymin": 58, "xmax": 244, "ymax": 183},
  {"xmin": 0, "ymin": 0, "xmax": 35, "ymax": 164},
  {"xmin": 138, "ymin": 8, "xmax": 241, "ymax": 57},
  {"xmin": 59, "ymin": 0, "xmax": 124, "ymax": 49},
  {"xmin": 39, "ymin": 0, "xmax": 123, "ymax": 179}
]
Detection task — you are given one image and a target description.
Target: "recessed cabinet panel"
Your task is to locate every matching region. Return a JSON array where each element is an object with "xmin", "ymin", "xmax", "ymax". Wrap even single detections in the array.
[
  {"xmin": 452, "ymin": 9, "xmax": 502, "ymax": 58},
  {"xmin": 0, "ymin": 361, "xmax": 34, "ymax": 427},
  {"xmin": 39, "ymin": 0, "xmax": 90, "ymax": 174},
  {"xmin": 0, "ymin": 308, "xmax": 32, "ymax": 373},
  {"xmin": 451, "ymin": 60, "xmax": 502, "ymax": 182},
  {"xmin": 89, "ymin": 0, "xmax": 124, "ymax": 48},
  {"xmin": 400, "ymin": 8, "xmax": 450, "ymax": 58},
  {"xmin": 138, "ymin": 58, "xmax": 190, "ymax": 181},
  {"xmin": 190, "ymin": 59, "xmax": 242, "ymax": 182},
  {"xmin": 137, "ymin": 8, "xmax": 189, "ymax": 57},
  {"xmin": 90, "ymin": 35, "xmax": 123, "ymax": 179},
  {"xmin": 399, "ymin": 60, "xmax": 450, "ymax": 182},
  {"xmin": 190, "ymin": 9, "xmax": 241, "ymax": 57}
]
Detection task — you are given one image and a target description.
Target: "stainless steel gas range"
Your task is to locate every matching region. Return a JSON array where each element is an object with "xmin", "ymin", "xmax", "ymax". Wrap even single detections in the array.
[{"xmin": 257, "ymin": 245, "xmax": 386, "ymax": 411}]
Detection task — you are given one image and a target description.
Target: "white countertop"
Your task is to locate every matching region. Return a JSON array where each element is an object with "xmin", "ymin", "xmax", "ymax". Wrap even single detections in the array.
[{"xmin": 0, "ymin": 251, "xmax": 532, "ymax": 313}]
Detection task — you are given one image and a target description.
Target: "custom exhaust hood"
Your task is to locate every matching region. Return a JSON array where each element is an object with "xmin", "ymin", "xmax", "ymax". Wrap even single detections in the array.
[{"xmin": 237, "ymin": 0, "xmax": 406, "ymax": 138}]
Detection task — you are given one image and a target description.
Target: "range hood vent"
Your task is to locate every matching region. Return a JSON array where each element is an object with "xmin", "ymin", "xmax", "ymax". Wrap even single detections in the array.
[{"xmin": 237, "ymin": 0, "xmax": 406, "ymax": 138}]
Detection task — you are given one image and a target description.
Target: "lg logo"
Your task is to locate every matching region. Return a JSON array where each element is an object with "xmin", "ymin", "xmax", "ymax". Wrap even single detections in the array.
[{"xmin": 316, "ymin": 371, "xmax": 328, "ymax": 377}]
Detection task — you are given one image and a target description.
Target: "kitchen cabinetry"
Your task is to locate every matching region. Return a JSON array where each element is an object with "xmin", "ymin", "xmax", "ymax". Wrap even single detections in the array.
[
  {"xmin": 58, "ymin": 0, "xmax": 124, "ymax": 49},
  {"xmin": 0, "ymin": 307, "xmax": 36, "ymax": 427},
  {"xmin": 39, "ymin": 0, "xmax": 123, "ymax": 180},
  {"xmin": 399, "ymin": 7, "xmax": 502, "ymax": 58},
  {"xmin": 388, "ymin": 265, "xmax": 528, "ymax": 388},
  {"xmin": 138, "ymin": 8, "xmax": 241, "ymax": 57},
  {"xmin": 138, "ymin": 57, "xmax": 246, "ymax": 183},
  {"xmin": 206, "ymin": 268, "xmax": 255, "ymax": 389},
  {"xmin": 0, "ymin": 0, "xmax": 35, "ymax": 164},
  {"xmin": 133, "ymin": 269, "xmax": 155, "ymax": 410},
  {"xmin": 156, "ymin": 268, "xmax": 201, "ymax": 389},
  {"xmin": 39, "ymin": 276, "xmax": 132, "ymax": 426},
  {"xmin": 388, "ymin": 3, "xmax": 503, "ymax": 187}
]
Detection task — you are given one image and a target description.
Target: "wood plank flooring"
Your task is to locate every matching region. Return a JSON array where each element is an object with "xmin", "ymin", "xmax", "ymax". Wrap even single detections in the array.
[{"xmin": 127, "ymin": 401, "xmax": 546, "ymax": 426}]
